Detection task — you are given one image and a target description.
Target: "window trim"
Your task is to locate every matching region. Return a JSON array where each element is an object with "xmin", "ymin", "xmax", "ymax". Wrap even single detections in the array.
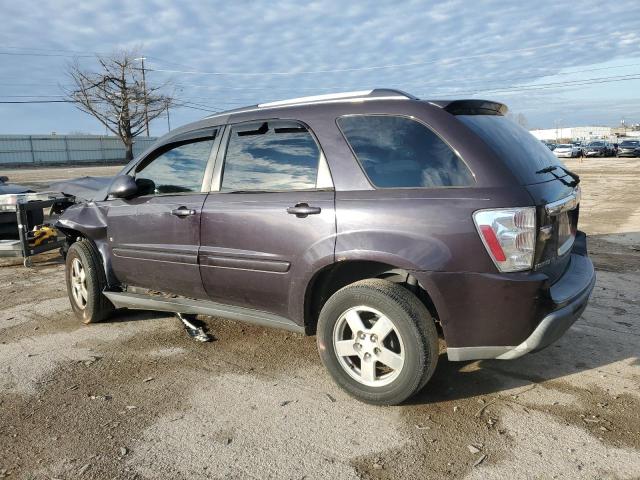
[
  {"xmin": 336, "ymin": 113, "xmax": 476, "ymax": 190},
  {"xmin": 210, "ymin": 118, "xmax": 334, "ymax": 193},
  {"xmin": 125, "ymin": 129, "xmax": 221, "ymax": 198}
]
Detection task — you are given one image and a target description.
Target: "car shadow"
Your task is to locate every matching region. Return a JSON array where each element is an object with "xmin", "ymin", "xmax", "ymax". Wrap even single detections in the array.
[{"xmin": 107, "ymin": 308, "xmax": 169, "ymax": 324}]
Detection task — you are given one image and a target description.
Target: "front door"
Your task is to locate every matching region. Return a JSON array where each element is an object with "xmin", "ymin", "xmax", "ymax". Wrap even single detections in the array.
[
  {"xmin": 200, "ymin": 120, "xmax": 336, "ymax": 321},
  {"xmin": 107, "ymin": 131, "xmax": 219, "ymax": 298}
]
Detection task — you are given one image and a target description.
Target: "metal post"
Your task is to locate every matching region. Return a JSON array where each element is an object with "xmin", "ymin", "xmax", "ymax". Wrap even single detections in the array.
[
  {"xmin": 63, "ymin": 136, "xmax": 70, "ymax": 164},
  {"xmin": 99, "ymin": 136, "xmax": 106, "ymax": 164},
  {"xmin": 28, "ymin": 135, "xmax": 35, "ymax": 165},
  {"xmin": 140, "ymin": 57, "xmax": 150, "ymax": 137},
  {"xmin": 167, "ymin": 106, "xmax": 171, "ymax": 131}
]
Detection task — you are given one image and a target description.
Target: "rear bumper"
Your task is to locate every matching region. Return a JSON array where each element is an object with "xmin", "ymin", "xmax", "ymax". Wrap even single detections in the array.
[
  {"xmin": 411, "ymin": 232, "xmax": 596, "ymax": 361},
  {"xmin": 446, "ymin": 257, "xmax": 595, "ymax": 360},
  {"xmin": 617, "ymin": 151, "xmax": 638, "ymax": 157}
]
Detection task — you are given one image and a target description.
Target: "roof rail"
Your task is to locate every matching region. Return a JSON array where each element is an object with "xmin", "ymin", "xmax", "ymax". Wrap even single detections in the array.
[{"xmin": 257, "ymin": 88, "xmax": 416, "ymax": 108}]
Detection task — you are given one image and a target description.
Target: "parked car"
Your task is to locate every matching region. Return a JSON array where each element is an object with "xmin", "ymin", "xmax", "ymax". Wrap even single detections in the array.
[
  {"xmin": 617, "ymin": 140, "xmax": 640, "ymax": 157},
  {"xmin": 56, "ymin": 89, "xmax": 595, "ymax": 405},
  {"xmin": 584, "ymin": 141, "xmax": 608, "ymax": 157},
  {"xmin": 553, "ymin": 143, "xmax": 582, "ymax": 158}
]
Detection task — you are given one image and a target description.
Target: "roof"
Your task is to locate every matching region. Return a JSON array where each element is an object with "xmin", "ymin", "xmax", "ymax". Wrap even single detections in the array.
[
  {"xmin": 204, "ymin": 89, "xmax": 507, "ymax": 120},
  {"xmin": 205, "ymin": 88, "xmax": 416, "ymax": 119}
]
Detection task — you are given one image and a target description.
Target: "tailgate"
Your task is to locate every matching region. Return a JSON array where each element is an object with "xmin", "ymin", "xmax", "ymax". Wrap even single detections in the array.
[{"xmin": 527, "ymin": 182, "xmax": 581, "ymax": 284}]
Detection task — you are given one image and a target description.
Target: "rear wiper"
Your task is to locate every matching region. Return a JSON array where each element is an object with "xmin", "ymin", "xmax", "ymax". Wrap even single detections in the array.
[
  {"xmin": 535, "ymin": 165, "xmax": 579, "ymax": 187},
  {"xmin": 535, "ymin": 166, "xmax": 557, "ymax": 174}
]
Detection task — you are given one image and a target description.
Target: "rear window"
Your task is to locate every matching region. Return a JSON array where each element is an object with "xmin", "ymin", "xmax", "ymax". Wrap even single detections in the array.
[
  {"xmin": 621, "ymin": 141, "xmax": 639, "ymax": 147},
  {"xmin": 337, "ymin": 115, "xmax": 474, "ymax": 188},
  {"xmin": 457, "ymin": 115, "xmax": 565, "ymax": 185}
]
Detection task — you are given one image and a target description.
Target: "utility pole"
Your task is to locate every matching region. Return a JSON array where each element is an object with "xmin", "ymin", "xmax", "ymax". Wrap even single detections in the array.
[
  {"xmin": 136, "ymin": 57, "xmax": 150, "ymax": 137},
  {"xmin": 166, "ymin": 105, "xmax": 171, "ymax": 132}
]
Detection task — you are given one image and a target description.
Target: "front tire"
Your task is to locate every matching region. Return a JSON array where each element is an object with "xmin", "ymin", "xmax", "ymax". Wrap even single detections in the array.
[
  {"xmin": 317, "ymin": 279, "xmax": 439, "ymax": 405},
  {"xmin": 65, "ymin": 239, "xmax": 114, "ymax": 324}
]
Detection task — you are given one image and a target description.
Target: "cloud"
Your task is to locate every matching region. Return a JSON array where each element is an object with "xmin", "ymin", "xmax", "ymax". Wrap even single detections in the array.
[{"xmin": 1, "ymin": 0, "xmax": 640, "ymax": 133}]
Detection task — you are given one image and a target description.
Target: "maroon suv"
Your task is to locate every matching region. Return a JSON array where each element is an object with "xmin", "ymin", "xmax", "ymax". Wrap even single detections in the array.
[{"xmin": 57, "ymin": 89, "xmax": 595, "ymax": 405}]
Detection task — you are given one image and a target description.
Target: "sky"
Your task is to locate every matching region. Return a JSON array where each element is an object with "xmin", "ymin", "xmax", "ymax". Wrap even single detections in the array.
[{"xmin": 0, "ymin": 0, "xmax": 639, "ymax": 136}]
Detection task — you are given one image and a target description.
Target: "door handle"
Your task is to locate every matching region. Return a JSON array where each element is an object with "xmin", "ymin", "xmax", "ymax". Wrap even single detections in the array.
[
  {"xmin": 171, "ymin": 207, "xmax": 197, "ymax": 217},
  {"xmin": 287, "ymin": 203, "xmax": 321, "ymax": 218}
]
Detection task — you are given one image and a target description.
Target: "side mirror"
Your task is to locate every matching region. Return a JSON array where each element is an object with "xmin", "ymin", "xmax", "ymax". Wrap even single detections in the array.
[{"xmin": 109, "ymin": 175, "xmax": 138, "ymax": 199}]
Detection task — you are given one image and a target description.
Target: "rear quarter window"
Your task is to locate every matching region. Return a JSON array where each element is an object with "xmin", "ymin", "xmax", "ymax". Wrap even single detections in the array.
[
  {"xmin": 457, "ymin": 115, "xmax": 565, "ymax": 185},
  {"xmin": 337, "ymin": 115, "xmax": 474, "ymax": 188}
]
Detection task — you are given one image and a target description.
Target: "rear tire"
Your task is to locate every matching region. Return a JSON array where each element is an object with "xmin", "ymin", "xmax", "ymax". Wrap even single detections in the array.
[
  {"xmin": 65, "ymin": 239, "xmax": 114, "ymax": 324},
  {"xmin": 317, "ymin": 279, "xmax": 439, "ymax": 405}
]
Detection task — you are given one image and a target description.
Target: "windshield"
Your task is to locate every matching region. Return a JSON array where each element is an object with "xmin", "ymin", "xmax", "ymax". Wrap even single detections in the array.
[
  {"xmin": 621, "ymin": 141, "xmax": 639, "ymax": 147},
  {"xmin": 589, "ymin": 142, "xmax": 604, "ymax": 146},
  {"xmin": 557, "ymin": 144, "xmax": 572, "ymax": 148},
  {"xmin": 457, "ymin": 115, "xmax": 565, "ymax": 185}
]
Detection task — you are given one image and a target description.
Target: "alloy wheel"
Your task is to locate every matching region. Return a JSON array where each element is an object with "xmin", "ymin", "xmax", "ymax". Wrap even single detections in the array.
[
  {"xmin": 70, "ymin": 258, "xmax": 88, "ymax": 309},
  {"xmin": 332, "ymin": 306, "xmax": 405, "ymax": 387}
]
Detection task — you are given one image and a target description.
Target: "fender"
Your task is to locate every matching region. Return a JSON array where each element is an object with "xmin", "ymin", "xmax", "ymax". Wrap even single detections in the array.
[{"xmin": 55, "ymin": 202, "xmax": 117, "ymax": 287}]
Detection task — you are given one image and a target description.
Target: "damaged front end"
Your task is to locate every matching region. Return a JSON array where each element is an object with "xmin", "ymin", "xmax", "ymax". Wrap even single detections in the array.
[{"xmin": 55, "ymin": 201, "xmax": 117, "ymax": 286}]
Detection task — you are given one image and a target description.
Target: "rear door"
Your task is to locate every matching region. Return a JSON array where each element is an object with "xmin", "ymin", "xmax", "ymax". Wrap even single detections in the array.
[
  {"xmin": 107, "ymin": 129, "xmax": 221, "ymax": 298},
  {"xmin": 199, "ymin": 119, "xmax": 335, "ymax": 320}
]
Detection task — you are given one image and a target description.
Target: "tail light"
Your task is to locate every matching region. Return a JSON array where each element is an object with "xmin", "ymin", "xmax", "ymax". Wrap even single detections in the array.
[{"xmin": 473, "ymin": 207, "xmax": 536, "ymax": 272}]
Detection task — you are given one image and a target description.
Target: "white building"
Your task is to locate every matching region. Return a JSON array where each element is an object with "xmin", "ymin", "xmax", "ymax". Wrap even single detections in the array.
[{"xmin": 529, "ymin": 126, "xmax": 612, "ymax": 142}]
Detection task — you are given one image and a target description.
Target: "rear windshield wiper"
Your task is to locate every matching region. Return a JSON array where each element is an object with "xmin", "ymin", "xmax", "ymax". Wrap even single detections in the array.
[
  {"xmin": 535, "ymin": 166, "xmax": 557, "ymax": 174},
  {"xmin": 535, "ymin": 165, "xmax": 580, "ymax": 187}
]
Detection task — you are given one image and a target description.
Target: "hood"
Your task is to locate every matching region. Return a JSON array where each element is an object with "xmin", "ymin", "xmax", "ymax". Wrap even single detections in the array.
[
  {"xmin": 48, "ymin": 176, "xmax": 114, "ymax": 202},
  {"xmin": 0, "ymin": 177, "xmax": 34, "ymax": 195}
]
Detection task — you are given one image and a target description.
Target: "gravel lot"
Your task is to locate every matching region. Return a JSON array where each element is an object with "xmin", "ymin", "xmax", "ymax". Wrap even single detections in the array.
[{"xmin": 1, "ymin": 159, "xmax": 639, "ymax": 479}]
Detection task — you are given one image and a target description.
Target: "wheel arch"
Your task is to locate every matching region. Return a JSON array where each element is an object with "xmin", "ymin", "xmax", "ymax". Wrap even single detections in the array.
[
  {"xmin": 303, "ymin": 260, "xmax": 440, "ymax": 335},
  {"xmin": 56, "ymin": 203, "xmax": 117, "ymax": 287}
]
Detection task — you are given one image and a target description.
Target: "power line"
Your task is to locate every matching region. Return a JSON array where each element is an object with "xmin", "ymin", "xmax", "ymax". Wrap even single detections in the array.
[
  {"xmin": 0, "ymin": 100, "xmax": 71, "ymax": 104},
  {"xmin": 0, "ymin": 51, "xmax": 93, "ymax": 58},
  {"xmin": 0, "ymin": 45, "xmax": 102, "ymax": 54},
  {"xmin": 0, "ymin": 98, "xmax": 221, "ymax": 113},
  {"xmin": 426, "ymin": 73, "xmax": 640, "ymax": 97}
]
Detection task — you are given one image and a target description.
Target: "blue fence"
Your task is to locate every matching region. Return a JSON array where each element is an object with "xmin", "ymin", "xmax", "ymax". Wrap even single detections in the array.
[{"xmin": 0, "ymin": 135, "xmax": 157, "ymax": 166}]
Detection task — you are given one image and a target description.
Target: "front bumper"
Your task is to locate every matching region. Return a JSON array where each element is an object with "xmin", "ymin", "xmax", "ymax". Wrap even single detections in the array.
[
  {"xmin": 554, "ymin": 152, "xmax": 574, "ymax": 158},
  {"xmin": 617, "ymin": 150, "xmax": 638, "ymax": 157},
  {"xmin": 585, "ymin": 151, "xmax": 602, "ymax": 156},
  {"xmin": 411, "ymin": 232, "xmax": 596, "ymax": 361}
]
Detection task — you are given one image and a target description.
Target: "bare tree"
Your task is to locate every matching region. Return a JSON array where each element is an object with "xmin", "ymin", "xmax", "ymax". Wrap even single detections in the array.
[{"xmin": 65, "ymin": 51, "xmax": 172, "ymax": 161}]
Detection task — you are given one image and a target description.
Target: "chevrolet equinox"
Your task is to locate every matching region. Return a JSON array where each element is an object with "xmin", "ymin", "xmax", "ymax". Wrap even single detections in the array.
[{"xmin": 57, "ymin": 89, "xmax": 596, "ymax": 405}]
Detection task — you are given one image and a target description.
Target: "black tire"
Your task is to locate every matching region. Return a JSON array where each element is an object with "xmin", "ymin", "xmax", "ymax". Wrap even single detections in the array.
[
  {"xmin": 316, "ymin": 279, "xmax": 439, "ymax": 405},
  {"xmin": 65, "ymin": 239, "xmax": 114, "ymax": 324}
]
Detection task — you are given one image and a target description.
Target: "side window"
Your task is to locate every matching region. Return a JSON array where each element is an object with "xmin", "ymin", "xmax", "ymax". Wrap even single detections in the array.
[
  {"xmin": 135, "ymin": 137, "xmax": 215, "ymax": 195},
  {"xmin": 221, "ymin": 120, "xmax": 320, "ymax": 191},
  {"xmin": 337, "ymin": 115, "xmax": 475, "ymax": 188}
]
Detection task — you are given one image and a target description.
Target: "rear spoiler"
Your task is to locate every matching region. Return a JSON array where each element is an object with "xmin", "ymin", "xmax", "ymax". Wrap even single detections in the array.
[{"xmin": 428, "ymin": 99, "xmax": 508, "ymax": 116}]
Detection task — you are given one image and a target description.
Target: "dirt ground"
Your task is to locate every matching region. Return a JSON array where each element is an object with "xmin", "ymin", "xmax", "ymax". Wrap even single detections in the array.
[{"xmin": 1, "ymin": 159, "xmax": 639, "ymax": 479}]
